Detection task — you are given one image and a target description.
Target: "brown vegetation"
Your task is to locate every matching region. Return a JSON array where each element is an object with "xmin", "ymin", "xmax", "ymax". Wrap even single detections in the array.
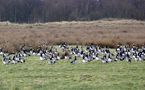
[{"xmin": 0, "ymin": 19, "xmax": 145, "ymax": 53}]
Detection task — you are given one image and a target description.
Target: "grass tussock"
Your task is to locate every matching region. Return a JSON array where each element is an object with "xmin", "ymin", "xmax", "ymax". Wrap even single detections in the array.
[{"xmin": 0, "ymin": 19, "xmax": 145, "ymax": 53}]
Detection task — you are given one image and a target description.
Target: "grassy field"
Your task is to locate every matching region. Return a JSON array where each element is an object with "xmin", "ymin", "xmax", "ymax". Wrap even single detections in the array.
[
  {"xmin": 0, "ymin": 19, "xmax": 145, "ymax": 90},
  {"xmin": 0, "ymin": 56, "xmax": 145, "ymax": 90}
]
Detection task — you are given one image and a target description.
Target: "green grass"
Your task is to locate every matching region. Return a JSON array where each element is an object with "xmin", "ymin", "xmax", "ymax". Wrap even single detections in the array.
[{"xmin": 0, "ymin": 56, "xmax": 145, "ymax": 90}]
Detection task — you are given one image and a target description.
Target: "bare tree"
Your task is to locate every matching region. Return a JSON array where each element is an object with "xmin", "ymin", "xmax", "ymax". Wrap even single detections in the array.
[{"xmin": 0, "ymin": 0, "xmax": 144, "ymax": 23}]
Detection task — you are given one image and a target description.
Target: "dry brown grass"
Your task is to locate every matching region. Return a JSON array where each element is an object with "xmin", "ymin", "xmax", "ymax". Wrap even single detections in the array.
[{"xmin": 0, "ymin": 19, "xmax": 145, "ymax": 53}]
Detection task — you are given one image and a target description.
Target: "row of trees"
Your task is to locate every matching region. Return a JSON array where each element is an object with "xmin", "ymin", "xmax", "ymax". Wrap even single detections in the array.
[{"xmin": 0, "ymin": 0, "xmax": 145, "ymax": 23}]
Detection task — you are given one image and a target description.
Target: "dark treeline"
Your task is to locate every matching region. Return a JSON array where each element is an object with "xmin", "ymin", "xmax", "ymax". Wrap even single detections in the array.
[{"xmin": 0, "ymin": 0, "xmax": 145, "ymax": 23}]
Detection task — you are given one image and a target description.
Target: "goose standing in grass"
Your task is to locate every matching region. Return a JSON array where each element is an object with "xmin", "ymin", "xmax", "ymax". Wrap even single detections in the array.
[
  {"xmin": 82, "ymin": 54, "xmax": 92, "ymax": 63},
  {"xmin": 95, "ymin": 53, "xmax": 100, "ymax": 60},
  {"xmin": 19, "ymin": 53, "xmax": 26, "ymax": 63},
  {"xmin": 0, "ymin": 48, "xmax": 3, "ymax": 55},
  {"xmin": 48, "ymin": 55, "xmax": 56, "ymax": 64},
  {"xmin": 82, "ymin": 54, "xmax": 88, "ymax": 63},
  {"xmin": 30, "ymin": 49, "xmax": 37, "ymax": 56},
  {"xmin": 12, "ymin": 55, "xmax": 18, "ymax": 64},
  {"xmin": 2, "ymin": 54, "xmax": 11, "ymax": 65},
  {"xmin": 71, "ymin": 56, "xmax": 77, "ymax": 64},
  {"xmin": 40, "ymin": 52, "xmax": 48, "ymax": 61},
  {"xmin": 124, "ymin": 52, "xmax": 131, "ymax": 63},
  {"xmin": 101, "ymin": 55, "xmax": 108, "ymax": 63}
]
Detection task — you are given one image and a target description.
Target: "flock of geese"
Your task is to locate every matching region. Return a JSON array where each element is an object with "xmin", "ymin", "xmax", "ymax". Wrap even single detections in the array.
[{"xmin": 0, "ymin": 43, "xmax": 145, "ymax": 65}]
